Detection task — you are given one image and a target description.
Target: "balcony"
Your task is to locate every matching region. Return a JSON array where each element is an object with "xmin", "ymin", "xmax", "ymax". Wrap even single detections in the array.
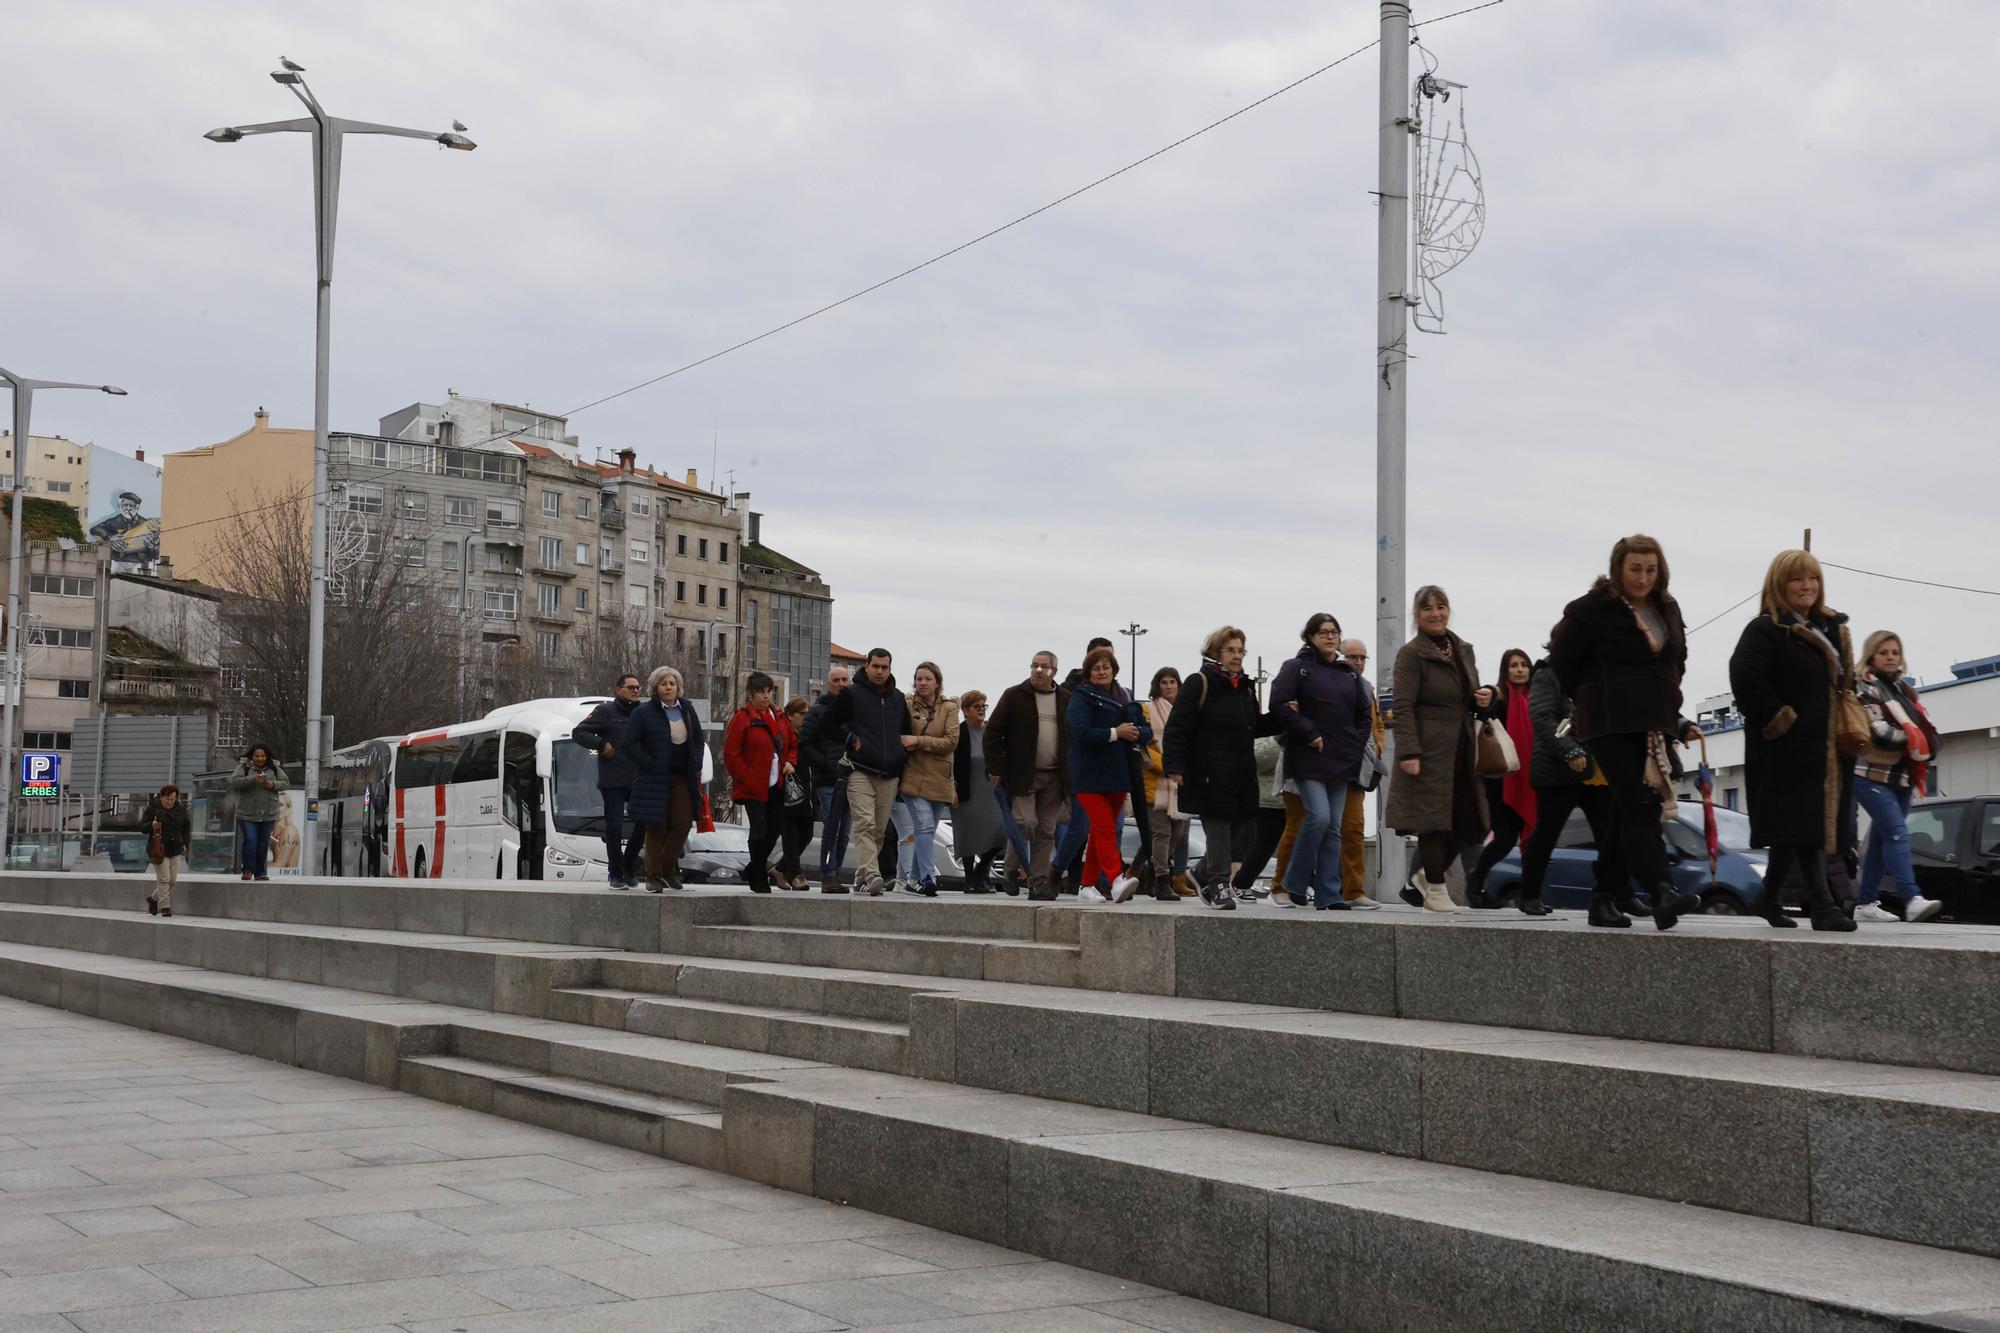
[
  {"xmin": 530, "ymin": 555, "xmax": 575, "ymax": 579},
  {"xmin": 599, "ymin": 506, "xmax": 627, "ymax": 531},
  {"xmin": 598, "ymin": 555, "xmax": 624, "ymax": 574},
  {"xmin": 103, "ymin": 678, "xmax": 216, "ymax": 704},
  {"xmin": 530, "ymin": 605, "xmax": 571, "ymax": 626}
]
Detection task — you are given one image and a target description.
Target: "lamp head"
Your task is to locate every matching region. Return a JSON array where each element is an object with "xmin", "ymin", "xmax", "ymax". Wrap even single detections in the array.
[
  {"xmin": 437, "ymin": 132, "xmax": 477, "ymax": 151},
  {"xmin": 270, "ymin": 69, "xmax": 303, "ymax": 85},
  {"xmin": 204, "ymin": 127, "xmax": 244, "ymax": 144},
  {"xmin": 101, "ymin": 387, "xmax": 128, "ymax": 397}
]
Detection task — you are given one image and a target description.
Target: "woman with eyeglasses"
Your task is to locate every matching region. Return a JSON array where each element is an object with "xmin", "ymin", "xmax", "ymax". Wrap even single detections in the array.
[
  {"xmin": 952, "ymin": 690, "xmax": 1006, "ymax": 892},
  {"xmin": 1267, "ymin": 612, "xmax": 1373, "ymax": 909}
]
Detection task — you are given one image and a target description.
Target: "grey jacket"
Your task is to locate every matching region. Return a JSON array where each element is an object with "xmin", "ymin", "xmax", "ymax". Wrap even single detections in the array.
[{"xmin": 228, "ymin": 759, "xmax": 289, "ymax": 822}]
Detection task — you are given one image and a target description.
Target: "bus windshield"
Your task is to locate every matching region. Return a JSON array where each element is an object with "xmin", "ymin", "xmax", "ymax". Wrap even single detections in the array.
[{"xmin": 551, "ymin": 738, "xmax": 604, "ymax": 836}]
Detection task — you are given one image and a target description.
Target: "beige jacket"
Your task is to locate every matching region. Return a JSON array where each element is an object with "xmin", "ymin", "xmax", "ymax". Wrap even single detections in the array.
[{"xmin": 899, "ymin": 694, "xmax": 962, "ymax": 804}]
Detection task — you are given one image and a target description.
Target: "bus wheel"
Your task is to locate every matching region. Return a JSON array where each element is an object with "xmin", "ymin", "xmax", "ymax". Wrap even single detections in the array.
[{"xmin": 412, "ymin": 847, "xmax": 427, "ymax": 880}]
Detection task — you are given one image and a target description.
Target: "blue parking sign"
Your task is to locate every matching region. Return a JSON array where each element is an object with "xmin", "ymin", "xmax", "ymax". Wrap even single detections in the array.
[{"xmin": 19, "ymin": 752, "xmax": 60, "ymax": 800}]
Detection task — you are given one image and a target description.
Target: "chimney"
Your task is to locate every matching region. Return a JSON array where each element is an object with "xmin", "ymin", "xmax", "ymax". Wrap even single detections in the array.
[
  {"xmin": 747, "ymin": 511, "xmax": 762, "ymax": 545},
  {"xmin": 253, "ymin": 407, "xmax": 269, "ymax": 428},
  {"xmin": 134, "ymin": 448, "xmax": 146, "ymax": 463},
  {"xmin": 685, "ymin": 468, "xmax": 699, "ymax": 488},
  {"xmin": 616, "ymin": 447, "xmax": 635, "ymax": 475},
  {"xmin": 155, "ymin": 556, "xmax": 175, "ymax": 581}
]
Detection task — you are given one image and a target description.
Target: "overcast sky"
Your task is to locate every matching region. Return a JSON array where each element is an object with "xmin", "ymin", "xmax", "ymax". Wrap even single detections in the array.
[{"xmin": 8, "ymin": 1, "xmax": 1994, "ymax": 709}]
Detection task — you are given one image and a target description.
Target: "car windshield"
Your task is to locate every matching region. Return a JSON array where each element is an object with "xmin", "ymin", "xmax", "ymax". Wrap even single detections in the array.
[
  {"xmin": 1676, "ymin": 804, "xmax": 1753, "ymax": 851},
  {"xmin": 551, "ymin": 739, "xmax": 604, "ymax": 834},
  {"xmin": 689, "ymin": 824, "xmax": 750, "ymax": 852}
]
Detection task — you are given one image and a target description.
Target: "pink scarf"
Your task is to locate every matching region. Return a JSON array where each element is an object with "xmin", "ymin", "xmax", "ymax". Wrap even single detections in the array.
[{"xmin": 1502, "ymin": 686, "xmax": 1536, "ymax": 841}]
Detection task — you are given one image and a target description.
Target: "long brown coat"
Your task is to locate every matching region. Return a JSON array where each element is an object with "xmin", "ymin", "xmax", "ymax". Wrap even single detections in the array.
[
  {"xmin": 899, "ymin": 694, "xmax": 961, "ymax": 804},
  {"xmin": 1385, "ymin": 632, "xmax": 1489, "ymax": 839}
]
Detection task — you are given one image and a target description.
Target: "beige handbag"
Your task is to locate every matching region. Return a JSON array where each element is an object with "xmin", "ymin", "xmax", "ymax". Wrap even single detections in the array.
[{"xmin": 1474, "ymin": 717, "xmax": 1520, "ymax": 777}]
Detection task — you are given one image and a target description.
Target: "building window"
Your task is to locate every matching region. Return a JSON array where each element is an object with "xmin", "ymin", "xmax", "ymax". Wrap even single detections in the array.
[
  {"xmin": 353, "ymin": 530, "xmax": 382, "ymax": 562},
  {"xmin": 537, "ymin": 583, "xmax": 562, "ymax": 616},
  {"xmin": 58, "ymin": 678, "xmax": 93, "ymax": 699},
  {"xmin": 698, "ymin": 537, "xmax": 709, "ymax": 560},
  {"xmin": 486, "ymin": 497, "xmax": 522, "ymax": 527},
  {"xmin": 717, "ymin": 631, "xmax": 727, "ymax": 657},
  {"xmin": 29, "ymin": 575, "xmax": 96, "ymax": 597},
  {"xmin": 46, "ymin": 481, "xmax": 71, "ymax": 494},
  {"xmin": 541, "ymin": 490, "xmax": 561, "ymax": 517},
  {"xmin": 443, "ymin": 587, "xmax": 464, "ymax": 611},
  {"xmin": 631, "ymin": 495, "xmax": 652, "ymax": 516},
  {"xmin": 746, "ymin": 599, "xmax": 758, "ymax": 667},
  {"xmin": 537, "ymin": 631, "xmax": 561, "ymax": 655},
  {"xmin": 677, "ymin": 534, "xmax": 687, "ymax": 556},
  {"xmin": 392, "ymin": 539, "xmax": 426, "ymax": 567},
  {"xmin": 630, "ymin": 585, "xmax": 648, "ymax": 609},
  {"xmin": 397, "ymin": 489, "xmax": 428, "ymax": 519},
  {"xmin": 538, "ymin": 536, "xmax": 563, "ymax": 567},
  {"xmin": 445, "ymin": 496, "xmax": 475, "ymax": 525},
  {"xmin": 577, "ymin": 495, "xmax": 592, "ymax": 519},
  {"xmin": 23, "ymin": 731, "xmax": 71, "ymax": 751},
  {"xmin": 441, "ymin": 449, "xmax": 522, "ymax": 484},
  {"xmin": 575, "ymin": 542, "xmax": 590, "ymax": 566},
  {"xmin": 675, "ymin": 580, "xmax": 686, "ymax": 602},
  {"xmin": 441, "ymin": 542, "xmax": 461, "ymax": 572},
  {"xmin": 483, "ymin": 587, "xmax": 519, "ymax": 620},
  {"xmin": 697, "ymin": 584, "xmax": 708, "ymax": 605},
  {"xmin": 346, "ymin": 483, "xmax": 384, "ymax": 515},
  {"xmin": 674, "ymin": 626, "xmax": 686, "ymax": 650},
  {"xmin": 487, "ymin": 545, "xmax": 521, "ymax": 574},
  {"xmin": 629, "ymin": 539, "xmax": 649, "ymax": 564},
  {"xmin": 717, "ymin": 587, "xmax": 728, "ymax": 610},
  {"xmin": 575, "ymin": 586, "xmax": 589, "ymax": 612},
  {"xmin": 719, "ymin": 541, "xmax": 728, "ymax": 563}
]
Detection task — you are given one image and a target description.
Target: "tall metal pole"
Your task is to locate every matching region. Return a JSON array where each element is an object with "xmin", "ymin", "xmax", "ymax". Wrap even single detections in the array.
[
  {"xmin": 3, "ymin": 382, "xmax": 33, "ymax": 858},
  {"xmin": 302, "ymin": 121, "xmax": 342, "ymax": 878},
  {"xmin": 1373, "ymin": 1, "xmax": 1413, "ymax": 899}
]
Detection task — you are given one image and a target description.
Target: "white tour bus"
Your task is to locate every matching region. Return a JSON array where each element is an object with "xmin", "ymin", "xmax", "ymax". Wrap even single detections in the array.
[{"xmin": 320, "ymin": 697, "xmax": 714, "ymax": 884}]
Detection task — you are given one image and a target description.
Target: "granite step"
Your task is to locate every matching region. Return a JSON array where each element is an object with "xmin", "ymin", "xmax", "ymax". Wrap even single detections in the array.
[
  {"xmin": 396, "ymin": 1053, "xmax": 724, "ymax": 1169},
  {"xmin": 550, "ymin": 987, "xmax": 910, "ymax": 1074},
  {"xmin": 687, "ymin": 921, "xmax": 1084, "ymax": 985}
]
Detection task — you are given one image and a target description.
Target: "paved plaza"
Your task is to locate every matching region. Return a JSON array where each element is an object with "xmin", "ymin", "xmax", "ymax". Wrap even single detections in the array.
[{"xmin": 0, "ymin": 994, "xmax": 1288, "ymax": 1332}]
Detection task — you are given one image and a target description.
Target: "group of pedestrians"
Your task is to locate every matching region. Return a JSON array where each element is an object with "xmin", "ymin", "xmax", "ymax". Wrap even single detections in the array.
[{"xmin": 575, "ymin": 534, "xmax": 1948, "ymax": 928}]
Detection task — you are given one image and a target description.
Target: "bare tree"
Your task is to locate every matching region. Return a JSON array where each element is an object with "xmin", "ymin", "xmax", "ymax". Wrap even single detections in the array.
[{"xmin": 207, "ymin": 487, "xmax": 466, "ymax": 759}]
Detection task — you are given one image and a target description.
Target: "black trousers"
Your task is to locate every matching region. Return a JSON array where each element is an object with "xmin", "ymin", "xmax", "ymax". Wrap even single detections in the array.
[
  {"xmin": 743, "ymin": 798, "xmax": 778, "ymax": 891},
  {"xmin": 1766, "ymin": 843, "xmax": 1838, "ymax": 915},
  {"xmin": 778, "ymin": 805, "xmax": 814, "ymax": 878},
  {"xmin": 1517, "ymin": 782, "xmax": 1617, "ymax": 902},
  {"xmin": 1232, "ymin": 808, "xmax": 1290, "ymax": 891},
  {"xmin": 1582, "ymin": 732, "xmax": 1671, "ymax": 893},
  {"xmin": 1417, "ymin": 833, "xmax": 1462, "ymax": 883},
  {"xmin": 1470, "ymin": 779, "xmax": 1530, "ymax": 896}
]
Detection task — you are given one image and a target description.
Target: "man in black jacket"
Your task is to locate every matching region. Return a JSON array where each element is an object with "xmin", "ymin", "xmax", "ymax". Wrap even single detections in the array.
[
  {"xmin": 821, "ymin": 648, "xmax": 910, "ymax": 897},
  {"xmin": 571, "ymin": 674, "xmax": 644, "ymax": 888},
  {"xmin": 796, "ymin": 666, "xmax": 853, "ymax": 893},
  {"xmin": 985, "ymin": 651, "xmax": 1069, "ymax": 898}
]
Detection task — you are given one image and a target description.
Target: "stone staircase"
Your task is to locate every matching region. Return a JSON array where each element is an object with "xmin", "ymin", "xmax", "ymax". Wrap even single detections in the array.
[{"xmin": 2, "ymin": 871, "xmax": 1998, "ymax": 1330}]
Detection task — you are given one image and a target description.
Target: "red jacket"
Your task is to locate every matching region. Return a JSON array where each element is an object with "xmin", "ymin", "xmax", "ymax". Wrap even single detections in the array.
[{"xmin": 723, "ymin": 706, "xmax": 798, "ymax": 802}]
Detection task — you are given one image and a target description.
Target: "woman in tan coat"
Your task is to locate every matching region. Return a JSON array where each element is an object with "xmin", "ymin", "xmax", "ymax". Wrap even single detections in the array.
[
  {"xmin": 891, "ymin": 661, "xmax": 961, "ymax": 897},
  {"xmin": 1384, "ymin": 585, "xmax": 1493, "ymax": 911}
]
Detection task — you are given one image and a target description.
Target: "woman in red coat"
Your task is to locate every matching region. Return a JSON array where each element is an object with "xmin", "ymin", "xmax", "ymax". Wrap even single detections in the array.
[{"xmin": 724, "ymin": 671, "xmax": 799, "ymax": 894}]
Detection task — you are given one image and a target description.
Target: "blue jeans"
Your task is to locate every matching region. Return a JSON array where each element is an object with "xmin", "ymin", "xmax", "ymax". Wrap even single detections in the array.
[
  {"xmin": 599, "ymin": 787, "xmax": 646, "ymax": 881},
  {"xmin": 239, "ymin": 818, "xmax": 275, "ymax": 877},
  {"xmin": 1854, "ymin": 776, "xmax": 1916, "ymax": 906},
  {"xmin": 816, "ymin": 784, "xmax": 851, "ymax": 879},
  {"xmin": 892, "ymin": 797, "xmax": 949, "ymax": 885},
  {"xmin": 1296, "ymin": 779, "xmax": 1348, "ymax": 908}
]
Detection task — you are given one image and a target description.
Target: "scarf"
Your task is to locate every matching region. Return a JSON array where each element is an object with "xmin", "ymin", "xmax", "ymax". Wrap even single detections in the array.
[
  {"xmin": 1501, "ymin": 685, "xmax": 1536, "ymax": 840},
  {"xmin": 1879, "ymin": 676, "xmax": 1939, "ymax": 795}
]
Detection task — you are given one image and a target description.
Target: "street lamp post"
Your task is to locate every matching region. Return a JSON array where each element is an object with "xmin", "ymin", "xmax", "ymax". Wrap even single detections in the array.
[
  {"xmin": 0, "ymin": 367, "xmax": 126, "ymax": 858},
  {"xmin": 1118, "ymin": 621, "xmax": 1148, "ymax": 691},
  {"xmin": 207, "ymin": 60, "xmax": 474, "ymax": 876}
]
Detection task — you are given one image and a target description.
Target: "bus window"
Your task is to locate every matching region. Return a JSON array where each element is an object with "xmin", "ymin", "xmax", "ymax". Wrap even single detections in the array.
[
  {"xmin": 396, "ymin": 737, "xmax": 462, "ymax": 788},
  {"xmin": 502, "ymin": 731, "xmax": 537, "ymax": 830},
  {"xmin": 454, "ymin": 732, "xmax": 500, "ymax": 785}
]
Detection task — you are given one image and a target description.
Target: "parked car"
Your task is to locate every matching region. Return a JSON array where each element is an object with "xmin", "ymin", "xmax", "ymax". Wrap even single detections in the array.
[
  {"xmin": 1480, "ymin": 804, "xmax": 1769, "ymax": 914},
  {"xmin": 1878, "ymin": 795, "xmax": 2000, "ymax": 924},
  {"xmin": 679, "ymin": 824, "xmax": 751, "ymax": 885}
]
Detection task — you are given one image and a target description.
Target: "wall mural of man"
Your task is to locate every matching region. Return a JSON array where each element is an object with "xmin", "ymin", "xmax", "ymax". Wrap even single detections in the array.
[{"xmin": 89, "ymin": 490, "xmax": 160, "ymax": 570}]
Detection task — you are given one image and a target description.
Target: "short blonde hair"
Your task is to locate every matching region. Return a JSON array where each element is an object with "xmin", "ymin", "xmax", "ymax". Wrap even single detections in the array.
[
  {"xmin": 1759, "ymin": 549, "xmax": 1829, "ymax": 619},
  {"xmin": 1200, "ymin": 625, "xmax": 1246, "ymax": 660}
]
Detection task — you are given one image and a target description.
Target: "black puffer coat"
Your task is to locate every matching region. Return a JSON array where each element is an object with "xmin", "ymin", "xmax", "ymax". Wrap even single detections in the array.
[
  {"xmin": 1267, "ymin": 647, "xmax": 1372, "ymax": 785},
  {"xmin": 623, "ymin": 698, "xmax": 705, "ymax": 825},
  {"xmin": 796, "ymin": 692, "xmax": 847, "ymax": 789},
  {"xmin": 1729, "ymin": 610, "xmax": 1856, "ymax": 852},
  {"xmin": 571, "ymin": 698, "xmax": 639, "ymax": 789},
  {"xmin": 1548, "ymin": 579, "xmax": 1689, "ymax": 740},
  {"xmin": 1526, "ymin": 658, "xmax": 1591, "ymax": 790},
  {"xmin": 1162, "ymin": 663, "xmax": 1278, "ymax": 821}
]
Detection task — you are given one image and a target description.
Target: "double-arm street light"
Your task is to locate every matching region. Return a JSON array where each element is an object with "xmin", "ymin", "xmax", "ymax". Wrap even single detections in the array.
[
  {"xmin": 0, "ymin": 367, "xmax": 126, "ymax": 855},
  {"xmin": 206, "ymin": 59, "xmax": 474, "ymax": 875}
]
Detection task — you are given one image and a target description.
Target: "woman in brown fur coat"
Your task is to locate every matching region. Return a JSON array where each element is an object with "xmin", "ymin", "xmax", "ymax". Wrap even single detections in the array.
[{"xmin": 1727, "ymin": 549, "xmax": 1859, "ymax": 932}]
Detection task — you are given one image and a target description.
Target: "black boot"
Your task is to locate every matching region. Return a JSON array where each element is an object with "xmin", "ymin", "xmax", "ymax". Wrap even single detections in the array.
[
  {"xmin": 1398, "ymin": 869, "xmax": 1424, "ymax": 910},
  {"xmin": 1650, "ymin": 882, "xmax": 1700, "ymax": 932},
  {"xmin": 1617, "ymin": 889, "xmax": 1652, "ymax": 916},
  {"xmin": 1756, "ymin": 897, "xmax": 1798, "ymax": 929},
  {"xmin": 1587, "ymin": 893, "xmax": 1630, "ymax": 928},
  {"xmin": 1811, "ymin": 908, "xmax": 1858, "ymax": 932},
  {"xmin": 1517, "ymin": 898, "xmax": 1552, "ymax": 917}
]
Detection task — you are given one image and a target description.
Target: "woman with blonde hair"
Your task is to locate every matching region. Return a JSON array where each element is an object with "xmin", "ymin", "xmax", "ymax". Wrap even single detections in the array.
[
  {"xmin": 623, "ymin": 665, "xmax": 704, "ymax": 892},
  {"xmin": 1164, "ymin": 625, "xmax": 1281, "ymax": 911},
  {"xmin": 1851, "ymin": 631, "xmax": 1944, "ymax": 922},
  {"xmin": 891, "ymin": 660, "xmax": 960, "ymax": 897},
  {"xmin": 1385, "ymin": 588, "xmax": 1492, "ymax": 912},
  {"xmin": 1549, "ymin": 536, "xmax": 1704, "ymax": 929},
  {"xmin": 1727, "ymin": 549, "xmax": 1859, "ymax": 932}
]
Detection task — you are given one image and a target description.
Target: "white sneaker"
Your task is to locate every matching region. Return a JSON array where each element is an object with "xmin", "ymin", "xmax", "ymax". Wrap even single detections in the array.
[
  {"xmin": 1078, "ymin": 885, "xmax": 1109, "ymax": 904},
  {"xmin": 1268, "ymin": 890, "xmax": 1300, "ymax": 909},
  {"xmin": 1346, "ymin": 897, "xmax": 1382, "ymax": 911},
  {"xmin": 1110, "ymin": 875, "xmax": 1139, "ymax": 904},
  {"xmin": 1903, "ymin": 895, "xmax": 1944, "ymax": 923},
  {"xmin": 1854, "ymin": 902, "xmax": 1899, "ymax": 923}
]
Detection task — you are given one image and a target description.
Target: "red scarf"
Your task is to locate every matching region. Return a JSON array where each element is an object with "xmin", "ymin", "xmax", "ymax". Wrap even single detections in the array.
[{"xmin": 1502, "ymin": 685, "xmax": 1536, "ymax": 840}]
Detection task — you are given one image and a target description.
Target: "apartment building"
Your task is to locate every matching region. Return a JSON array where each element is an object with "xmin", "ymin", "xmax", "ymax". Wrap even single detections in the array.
[{"xmin": 737, "ymin": 512, "xmax": 833, "ymax": 701}]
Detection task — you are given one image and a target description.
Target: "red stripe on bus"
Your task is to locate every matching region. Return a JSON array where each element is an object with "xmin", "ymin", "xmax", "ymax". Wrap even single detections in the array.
[
  {"xmin": 393, "ymin": 786, "xmax": 407, "ymax": 877},
  {"xmin": 403, "ymin": 730, "xmax": 449, "ymax": 745},
  {"xmin": 433, "ymin": 786, "xmax": 446, "ymax": 878}
]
